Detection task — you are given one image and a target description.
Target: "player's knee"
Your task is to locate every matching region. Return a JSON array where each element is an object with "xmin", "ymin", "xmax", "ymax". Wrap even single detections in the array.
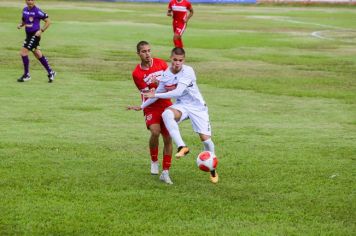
[
  {"xmin": 20, "ymin": 49, "xmax": 28, "ymax": 57},
  {"xmin": 162, "ymin": 109, "xmax": 174, "ymax": 121},
  {"xmin": 151, "ymin": 129, "xmax": 161, "ymax": 137},
  {"xmin": 34, "ymin": 51, "xmax": 42, "ymax": 59},
  {"xmin": 149, "ymin": 125, "xmax": 161, "ymax": 137}
]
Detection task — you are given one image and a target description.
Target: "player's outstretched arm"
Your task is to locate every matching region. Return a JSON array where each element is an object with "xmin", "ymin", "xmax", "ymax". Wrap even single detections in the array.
[
  {"xmin": 126, "ymin": 105, "xmax": 142, "ymax": 111},
  {"xmin": 144, "ymin": 83, "xmax": 187, "ymax": 99}
]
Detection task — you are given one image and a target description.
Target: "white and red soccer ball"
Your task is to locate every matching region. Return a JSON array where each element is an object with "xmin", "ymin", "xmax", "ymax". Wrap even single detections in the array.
[{"xmin": 196, "ymin": 151, "xmax": 218, "ymax": 172}]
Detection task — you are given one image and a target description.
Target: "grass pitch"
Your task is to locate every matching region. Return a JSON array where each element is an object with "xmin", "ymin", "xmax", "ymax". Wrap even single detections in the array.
[{"xmin": 0, "ymin": 0, "xmax": 355, "ymax": 235}]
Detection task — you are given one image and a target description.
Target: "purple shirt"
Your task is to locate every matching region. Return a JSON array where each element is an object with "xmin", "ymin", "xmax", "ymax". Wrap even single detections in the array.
[{"xmin": 22, "ymin": 6, "xmax": 48, "ymax": 34}]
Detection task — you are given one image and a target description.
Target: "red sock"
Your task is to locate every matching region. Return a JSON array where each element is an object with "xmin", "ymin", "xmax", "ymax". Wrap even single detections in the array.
[
  {"xmin": 162, "ymin": 154, "xmax": 172, "ymax": 170},
  {"xmin": 173, "ymin": 39, "xmax": 180, "ymax": 48},
  {"xmin": 173, "ymin": 38, "xmax": 183, "ymax": 48},
  {"xmin": 150, "ymin": 147, "xmax": 158, "ymax": 162},
  {"xmin": 178, "ymin": 38, "xmax": 183, "ymax": 48}
]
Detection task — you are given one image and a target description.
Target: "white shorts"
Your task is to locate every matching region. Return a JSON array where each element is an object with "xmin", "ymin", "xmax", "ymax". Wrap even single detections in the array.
[{"xmin": 170, "ymin": 103, "xmax": 212, "ymax": 136}]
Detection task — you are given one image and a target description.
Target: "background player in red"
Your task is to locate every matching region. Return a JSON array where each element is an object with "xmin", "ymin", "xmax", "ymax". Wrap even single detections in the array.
[
  {"xmin": 127, "ymin": 41, "xmax": 174, "ymax": 184},
  {"xmin": 167, "ymin": 0, "xmax": 194, "ymax": 48}
]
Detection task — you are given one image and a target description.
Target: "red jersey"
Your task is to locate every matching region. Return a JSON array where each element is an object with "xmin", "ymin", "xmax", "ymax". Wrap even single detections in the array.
[
  {"xmin": 168, "ymin": 0, "xmax": 192, "ymax": 22},
  {"xmin": 132, "ymin": 58, "xmax": 172, "ymax": 112}
]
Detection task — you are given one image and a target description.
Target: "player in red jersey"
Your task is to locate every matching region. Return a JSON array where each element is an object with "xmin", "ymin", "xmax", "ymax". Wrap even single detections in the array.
[
  {"xmin": 127, "ymin": 41, "xmax": 174, "ymax": 184},
  {"xmin": 167, "ymin": 0, "xmax": 194, "ymax": 48}
]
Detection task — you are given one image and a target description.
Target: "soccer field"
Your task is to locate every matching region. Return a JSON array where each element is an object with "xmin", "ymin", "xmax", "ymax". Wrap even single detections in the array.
[{"xmin": 0, "ymin": 0, "xmax": 355, "ymax": 234}]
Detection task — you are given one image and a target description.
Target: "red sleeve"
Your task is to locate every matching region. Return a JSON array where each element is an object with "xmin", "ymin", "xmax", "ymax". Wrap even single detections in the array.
[
  {"xmin": 187, "ymin": 2, "xmax": 192, "ymax": 10},
  {"xmin": 168, "ymin": 1, "xmax": 173, "ymax": 10},
  {"xmin": 132, "ymin": 70, "xmax": 147, "ymax": 91}
]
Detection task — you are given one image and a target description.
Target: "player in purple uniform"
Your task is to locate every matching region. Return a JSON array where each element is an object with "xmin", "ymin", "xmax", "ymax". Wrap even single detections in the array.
[{"xmin": 17, "ymin": 0, "xmax": 56, "ymax": 83}]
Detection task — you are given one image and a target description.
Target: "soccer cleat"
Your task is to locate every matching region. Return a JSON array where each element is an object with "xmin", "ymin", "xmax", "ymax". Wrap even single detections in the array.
[
  {"xmin": 151, "ymin": 161, "xmax": 159, "ymax": 175},
  {"xmin": 48, "ymin": 71, "xmax": 56, "ymax": 83},
  {"xmin": 159, "ymin": 170, "xmax": 173, "ymax": 184},
  {"xmin": 175, "ymin": 146, "xmax": 189, "ymax": 158},
  {"xmin": 210, "ymin": 171, "xmax": 219, "ymax": 184},
  {"xmin": 17, "ymin": 74, "xmax": 31, "ymax": 82}
]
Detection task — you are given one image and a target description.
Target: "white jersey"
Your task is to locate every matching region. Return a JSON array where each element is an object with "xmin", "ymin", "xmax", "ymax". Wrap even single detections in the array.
[{"xmin": 157, "ymin": 65, "xmax": 206, "ymax": 107}]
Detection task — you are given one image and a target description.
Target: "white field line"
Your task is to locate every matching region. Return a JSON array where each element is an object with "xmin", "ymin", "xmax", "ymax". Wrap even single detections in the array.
[{"xmin": 249, "ymin": 15, "xmax": 356, "ymax": 42}]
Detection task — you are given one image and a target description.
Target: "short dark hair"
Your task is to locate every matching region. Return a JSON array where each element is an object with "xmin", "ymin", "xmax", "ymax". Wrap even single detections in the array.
[
  {"xmin": 171, "ymin": 47, "xmax": 185, "ymax": 56},
  {"xmin": 136, "ymin": 41, "xmax": 149, "ymax": 53}
]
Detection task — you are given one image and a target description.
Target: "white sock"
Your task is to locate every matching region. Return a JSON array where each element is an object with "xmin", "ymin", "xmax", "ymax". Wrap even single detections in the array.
[
  {"xmin": 203, "ymin": 138, "xmax": 215, "ymax": 154},
  {"xmin": 162, "ymin": 109, "xmax": 185, "ymax": 147}
]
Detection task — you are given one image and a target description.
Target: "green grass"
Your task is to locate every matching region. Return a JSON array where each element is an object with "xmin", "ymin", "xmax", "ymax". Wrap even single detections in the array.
[{"xmin": 0, "ymin": 0, "xmax": 355, "ymax": 235}]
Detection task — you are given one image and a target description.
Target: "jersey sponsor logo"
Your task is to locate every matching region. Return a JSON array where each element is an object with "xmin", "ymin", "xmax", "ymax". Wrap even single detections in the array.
[
  {"xmin": 165, "ymin": 84, "xmax": 177, "ymax": 91},
  {"xmin": 143, "ymin": 70, "xmax": 163, "ymax": 85},
  {"xmin": 24, "ymin": 11, "xmax": 35, "ymax": 16},
  {"xmin": 172, "ymin": 6, "xmax": 188, "ymax": 12}
]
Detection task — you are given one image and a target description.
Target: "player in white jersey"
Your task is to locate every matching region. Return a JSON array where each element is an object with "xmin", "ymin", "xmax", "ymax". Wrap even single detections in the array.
[{"xmin": 142, "ymin": 47, "xmax": 218, "ymax": 184}]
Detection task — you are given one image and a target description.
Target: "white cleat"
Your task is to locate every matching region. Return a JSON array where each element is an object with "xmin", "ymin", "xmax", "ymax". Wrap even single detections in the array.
[
  {"xmin": 159, "ymin": 170, "xmax": 173, "ymax": 185},
  {"xmin": 151, "ymin": 161, "xmax": 159, "ymax": 175}
]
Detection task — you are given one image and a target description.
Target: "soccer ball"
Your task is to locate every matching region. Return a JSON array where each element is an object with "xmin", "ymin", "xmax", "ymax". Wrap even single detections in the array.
[{"xmin": 196, "ymin": 151, "xmax": 218, "ymax": 172}]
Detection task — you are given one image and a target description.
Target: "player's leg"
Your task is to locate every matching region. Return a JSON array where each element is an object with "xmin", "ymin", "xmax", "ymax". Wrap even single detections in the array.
[
  {"xmin": 160, "ymin": 134, "xmax": 174, "ymax": 184},
  {"xmin": 34, "ymin": 48, "xmax": 56, "ymax": 83},
  {"xmin": 173, "ymin": 33, "xmax": 183, "ymax": 48},
  {"xmin": 161, "ymin": 123, "xmax": 173, "ymax": 171},
  {"xmin": 158, "ymin": 115, "xmax": 173, "ymax": 184},
  {"xmin": 173, "ymin": 22, "xmax": 186, "ymax": 48},
  {"xmin": 18, "ymin": 47, "xmax": 31, "ymax": 82},
  {"xmin": 198, "ymin": 133, "xmax": 218, "ymax": 183},
  {"xmin": 148, "ymin": 123, "xmax": 161, "ymax": 175},
  {"xmin": 18, "ymin": 37, "xmax": 31, "ymax": 82},
  {"xmin": 162, "ymin": 107, "xmax": 189, "ymax": 158},
  {"xmin": 199, "ymin": 134, "xmax": 215, "ymax": 154},
  {"xmin": 173, "ymin": 21, "xmax": 183, "ymax": 48},
  {"xmin": 191, "ymin": 106, "xmax": 218, "ymax": 183}
]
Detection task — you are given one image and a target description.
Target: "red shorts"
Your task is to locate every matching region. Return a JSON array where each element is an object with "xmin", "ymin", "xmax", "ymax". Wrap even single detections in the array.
[
  {"xmin": 173, "ymin": 20, "xmax": 187, "ymax": 36},
  {"xmin": 144, "ymin": 109, "xmax": 169, "ymax": 136}
]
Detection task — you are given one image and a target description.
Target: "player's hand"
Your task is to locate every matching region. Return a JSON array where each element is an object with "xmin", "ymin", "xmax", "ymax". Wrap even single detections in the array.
[
  {"xmin": 167, "ymin": 12, "xmax": 172, "ymax": 17},
  {"xmin": 150, "ymin": 76, "xmax": 159, "ymax": 85},
  {"xmin": 17, "ymin": 24, "xmax": 23, "ymax": 29},
  {"xmin": 35, "ymin": 30, "xmax": 42, "ymax": 37},
  {"xmin": 127, "ymin": 105, "xmax": 142, "ymax": 111}
]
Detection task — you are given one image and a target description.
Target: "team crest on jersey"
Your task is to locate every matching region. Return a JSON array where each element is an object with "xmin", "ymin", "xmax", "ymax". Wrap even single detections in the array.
[
  {"xmin": 29, "ymin": 16, "xmax": 34, "ymax": 22},
  {"xmin": 165, "ymin": 84, "xmax": 177, "ymax": 91},
  {"xmin": 145, "ymin": 114, "xmax": 153, "ymax": 121}
]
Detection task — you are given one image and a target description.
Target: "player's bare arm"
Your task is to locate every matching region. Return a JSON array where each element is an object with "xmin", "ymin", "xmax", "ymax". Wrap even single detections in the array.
[
  {"xmin": 167, "ymin": 9, "xmax": 172, "ymax": 17},
  {"xmin": 144, "ymin": 90, "xmax": 156, "ymax": 98},
  {"xmin": 185, "ymin": 8, "xmax": 194, "ymax": 23},
  {"xmin": 17, "ymin": 21, "xmax": 25, "ymax": 29},
  {"xmin": 126, "ymin": 105, "xmax": 142, "ymax": 111},
  {"xmin": 35, "ymin": 18, "xmax": 50, "ymax": 36}
]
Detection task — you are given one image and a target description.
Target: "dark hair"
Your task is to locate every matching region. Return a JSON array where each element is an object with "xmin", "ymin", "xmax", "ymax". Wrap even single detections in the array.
[
  {"xmin": 171, "ymin": 47, "xmax": 185, "ymax": 56},
  {"xmin": 136, "ymin": 41, "xmax": 149, "ymax": 53}
]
